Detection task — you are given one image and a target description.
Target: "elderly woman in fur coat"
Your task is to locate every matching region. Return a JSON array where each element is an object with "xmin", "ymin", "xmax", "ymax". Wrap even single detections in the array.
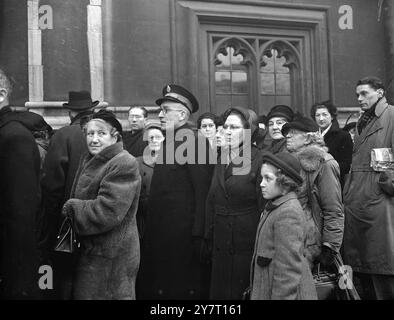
[
  {"xmin": 250, "ymin": 152, "xmax": 317, "ymax": 300},
  {"xmin": 62, "ymin": 110, "xmax": 141, "ymax": 300},
  {"xmin": 281, "ymin": 116, "xmax": 344, "ymax": 271}
]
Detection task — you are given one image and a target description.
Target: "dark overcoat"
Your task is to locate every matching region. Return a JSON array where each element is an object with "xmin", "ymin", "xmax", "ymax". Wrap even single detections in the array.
[
  {"xmin": 206, "ymin": 144, "xmax": 263, "ymax": 299},
  {"xmin": 323, "ymin": 119, "xmax": 353, "ymax": 187},
  {"xmin": 250, "ymin": 192, "xmax": 317, "ymax": 300},
  {"xmin": 123, "ymin": 129, "xmax": 148, "ymax": 157},
  {"xmin": 343, "ymin": 97, "xmax": 394, "ymax": 275},
  {"xmin": 63, "ymin": 142, "xmax": 141, "ymax": 300},
  {"xmin": 137, "ymin": 123, "xmax": 213, "ymax": 299},
  {"xmin": 0, "ymin": 107, "xmax": 41, "ymax": 299},
  {"xmin": 41, "ymin": 113, "xmax": 92, "ymax": 246}
]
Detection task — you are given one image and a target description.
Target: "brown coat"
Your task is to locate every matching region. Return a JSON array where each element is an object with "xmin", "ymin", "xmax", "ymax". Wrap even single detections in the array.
[
  {"xmin": 250, "ymin": 192, "xmax": 317, "ymax": 300},
  {"xmin": 344, "ymin": 97, "xmax": 394, "ymax": 274},
  {"xmin": 64, "ymin": 142, "xmax": 141, "ymax": 299}
]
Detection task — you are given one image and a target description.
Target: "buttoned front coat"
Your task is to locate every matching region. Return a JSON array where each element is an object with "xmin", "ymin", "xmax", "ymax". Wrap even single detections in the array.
[
  {"xmin": 137, "ymin": 123, "xmax": 214, "ymax": 299},
  {"xmin": 64, "ymin": 142, "xmax": 141, "ymax": 299},
  {"xmin": 343, "ymin": 97, "xmax": 394, "ymax": 275},
  {"xmin": 206, "ymin": 144, "xmax": 264, "ymax": 299},
  {"xmin": 250, "ymin": 192, "xmax": 317, "ymax": 300}
]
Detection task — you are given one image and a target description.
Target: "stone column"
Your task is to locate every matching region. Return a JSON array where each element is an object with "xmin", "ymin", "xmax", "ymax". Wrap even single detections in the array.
[{"xmin": 383, "ymin": 0, "xmax": 394, "ymax": 101}]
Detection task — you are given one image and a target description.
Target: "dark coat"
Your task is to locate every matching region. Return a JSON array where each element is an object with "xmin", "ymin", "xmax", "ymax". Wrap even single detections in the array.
[
  {"xmin": 0, "ymin": 107, "xmax": 41, "ymax": 299},
  {"xmin": 264, "ymin": 138, "xmax": 287, "ymax": 154},
  {"xmin": 137, "ymin": 123, "xmax": 214, "ymax": 299},
  {"xmin": 250, "ymin": 192, "xmax": 317, "ymax": 300},
  {"xmin": 63, "ymin": 142, "xmax": 141, "ymax": 299},
  {"xmin": 123, "ymin": 130, "xmax": 148, "ymax": 157},
  {"xmin": 206, "ymin": 144, "xmax": 264, "ymax": 299},
  {"xmin": 135, "ymin": 156, "xmax": 155, "ymax": 239},
  {"xmin": 41, "ymin": 113, "xmax": 93, "ymax": 247},
  {"xmin": 323, "ymin": 119, "xmax": 353, "ymax": 187},
  {"xmin": 344, "ymin": 97, "xmax": 394, "ymax": 275}
]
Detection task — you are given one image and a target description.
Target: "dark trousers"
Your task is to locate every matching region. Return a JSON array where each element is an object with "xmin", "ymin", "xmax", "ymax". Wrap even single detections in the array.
[{"xmin": 355, "ymin": 272, "xmax": 394, "ymax": 300}]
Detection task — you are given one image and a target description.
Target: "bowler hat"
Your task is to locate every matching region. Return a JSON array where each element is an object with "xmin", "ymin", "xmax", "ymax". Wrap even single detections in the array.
[
  {"xmin": 156, "ymin": 84, "xmax": 199, "ymax": 114},
  {"xmin": 63, "ymin": 91, "xmax": 99, "ymax": 111},
  {"xmin": 281, "ymin": 115, "xmax": 319, "ymax": 137},
  {"xmin": 263, "ymin": 152, "xmax": 303, "ymax": 185}
]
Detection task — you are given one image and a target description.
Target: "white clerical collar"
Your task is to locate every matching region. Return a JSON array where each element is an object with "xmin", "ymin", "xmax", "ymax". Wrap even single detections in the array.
[{"xmin": 320, "ymin": 123, "xmax": 332, "ymax": 137}]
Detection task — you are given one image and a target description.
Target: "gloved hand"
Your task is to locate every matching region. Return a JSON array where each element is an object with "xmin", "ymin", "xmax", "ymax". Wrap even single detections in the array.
[{"xmin": 317, "ymin": 245, "xmax": 336, "ymax": 268}]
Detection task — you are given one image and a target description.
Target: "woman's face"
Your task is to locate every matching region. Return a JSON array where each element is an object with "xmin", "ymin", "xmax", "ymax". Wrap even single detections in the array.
[
  {"xmin": 260, "ymin": 163, "xmax": 284, "ymax": 200},
  {"xmin": 315, "ymin": 107, "xmax": 332, "ymax": 131},
  {"xmin": 268, "ymin": 117, "xmax": 287, "ymax": 140},
  {"xmin": 215, "ymin": 125, "xmax": 226, "ymax": 148},
  {"xmin": 223, "ymin": 114, "xmax": 245, "ymax": 149},
  {"xmin": 86, "ymin": 120, "xmax": 118, "ymax": 155},
  {"xmin": 147, "ymin": 128, "xmax": 164, "ymax": 152},
  {"xmin": 199, "ymin": 118, "xmax": 217, "ymax": 139}
]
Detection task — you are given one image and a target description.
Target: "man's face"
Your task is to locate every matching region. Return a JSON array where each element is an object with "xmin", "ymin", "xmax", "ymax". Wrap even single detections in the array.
[
  {"xmin": 285, "ymin": 129, "xmax": 308, "ymax": 152},
  {"xmin": 158, "ymin": 102, "xmax": 187, "ymax": 130},
  {"xmin": 128, "ymin": 108, "xmax": 146, "ymax": 131},
  {"xmin": 356, "ymin": 84, "xmax": 383, "ymax": 111},
  {"xmin": 268, "ymin": 116, "xmax": 287, "ymax": 140}
]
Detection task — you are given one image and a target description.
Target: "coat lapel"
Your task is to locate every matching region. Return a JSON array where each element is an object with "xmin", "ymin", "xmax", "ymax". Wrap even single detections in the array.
[{"xmin": 354, "ymin": 112, "xmax": 384, "ymax": 153}]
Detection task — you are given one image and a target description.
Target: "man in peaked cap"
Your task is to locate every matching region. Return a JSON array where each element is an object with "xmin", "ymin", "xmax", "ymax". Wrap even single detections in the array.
[
  {"xmin": 41, "ymin": 90, "xmax": 99, "ymax": 299},
  {"xmin": 137, "ymin": 84, "xmax": 214, "ymax": 299}
]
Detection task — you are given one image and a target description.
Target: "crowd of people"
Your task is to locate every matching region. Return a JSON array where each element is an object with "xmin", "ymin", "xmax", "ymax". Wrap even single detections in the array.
[{"xmin": 1, "ymin": 66, "xmax": 394, "ymax": 300}]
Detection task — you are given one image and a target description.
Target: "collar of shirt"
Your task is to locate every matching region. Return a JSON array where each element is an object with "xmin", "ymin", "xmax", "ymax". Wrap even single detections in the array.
[{"xmin": 319, "ymin": 123, "xmax": 332, "ymax": 137}]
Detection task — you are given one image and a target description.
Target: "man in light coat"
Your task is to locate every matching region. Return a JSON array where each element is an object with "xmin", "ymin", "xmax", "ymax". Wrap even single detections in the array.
[{"xmin": 343, "ymin": 76, "xmax": 394, "ymax": 300}]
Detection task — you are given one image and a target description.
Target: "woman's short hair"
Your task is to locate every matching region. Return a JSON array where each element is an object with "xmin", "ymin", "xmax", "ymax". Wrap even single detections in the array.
[
  {"xmin": 197, "ymin": 112, "xmax": 218, "ymax": 129},
  {"xmin": 275, "ymin": 169, "xmax": 300, "ymax": 193},
  {"xmin": 310, "ymin": 100, "xmax": 337, "ymax": 120}
]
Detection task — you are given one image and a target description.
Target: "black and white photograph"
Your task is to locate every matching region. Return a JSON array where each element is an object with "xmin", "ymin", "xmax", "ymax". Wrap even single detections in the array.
[{"xmin": 0, "ymin": 0, "xmax": 394, "ymax": 306}]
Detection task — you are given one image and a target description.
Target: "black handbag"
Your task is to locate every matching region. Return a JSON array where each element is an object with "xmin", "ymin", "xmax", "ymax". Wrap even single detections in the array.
[
  {"xmin": 54, "ymin": 216, "xmax": 80, "ymax": 254},
  {"xmin": 313, "ymin": 254, "xmax": 361, "ymax": 300},
  {"xmin": 313, "ymin": 263, "xmax": 338, "ymax": 300}
]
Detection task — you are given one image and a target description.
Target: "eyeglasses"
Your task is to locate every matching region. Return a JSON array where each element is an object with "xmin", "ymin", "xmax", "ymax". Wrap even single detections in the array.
[
  {"xmin": 159, "ymin": 107, "xmax": 184, "ymax": 115},
  {"xmin": 285, "ymin": 130, "xmax": 304, "ymax": 138},
  {"xmin": 223, "ymin": 124, "xmax": 243, "ymax": 131},
  {"xmin": 129, "ymin": 114, "xmax": 144, "ymax": 119}
]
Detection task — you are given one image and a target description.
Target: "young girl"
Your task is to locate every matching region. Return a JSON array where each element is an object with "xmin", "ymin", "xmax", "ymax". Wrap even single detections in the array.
[{"xmin": 250, "ymin": 152, "xmax": 317, "ymax": 300}]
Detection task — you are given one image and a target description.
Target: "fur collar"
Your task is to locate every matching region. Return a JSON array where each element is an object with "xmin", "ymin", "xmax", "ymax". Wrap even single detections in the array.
[{"xmin": 295, "ymin": 145, "xmax": 329, "ymax": 172}]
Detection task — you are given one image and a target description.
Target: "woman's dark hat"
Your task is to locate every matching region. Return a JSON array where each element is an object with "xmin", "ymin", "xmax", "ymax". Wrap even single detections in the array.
[
  {"xmin": 63, "ymin": 91, "xmax": 99, "ymax": 111},
  {"xmin": 155, "ymin": 84, "xmax": 199, "ymax": 114},
  {"xmin": 222, "ymin": 106, "xmax": 251, "ymax": 128},
  {"xmin": 263, "ymin": 152, "xmax": 303, "ymax": 185},
  {"xmin": 91, "ymin": 109, "xmax": 123, "ymax": 136},
  {"xmin": 267, "ymin": 105, "xmax": 294, "ymax": 122}
]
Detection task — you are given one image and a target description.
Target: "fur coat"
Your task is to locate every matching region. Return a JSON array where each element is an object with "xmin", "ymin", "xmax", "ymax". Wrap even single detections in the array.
[{"xmin": 63, "ymin": 142, "xmax": 141, "ymax": 300}]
